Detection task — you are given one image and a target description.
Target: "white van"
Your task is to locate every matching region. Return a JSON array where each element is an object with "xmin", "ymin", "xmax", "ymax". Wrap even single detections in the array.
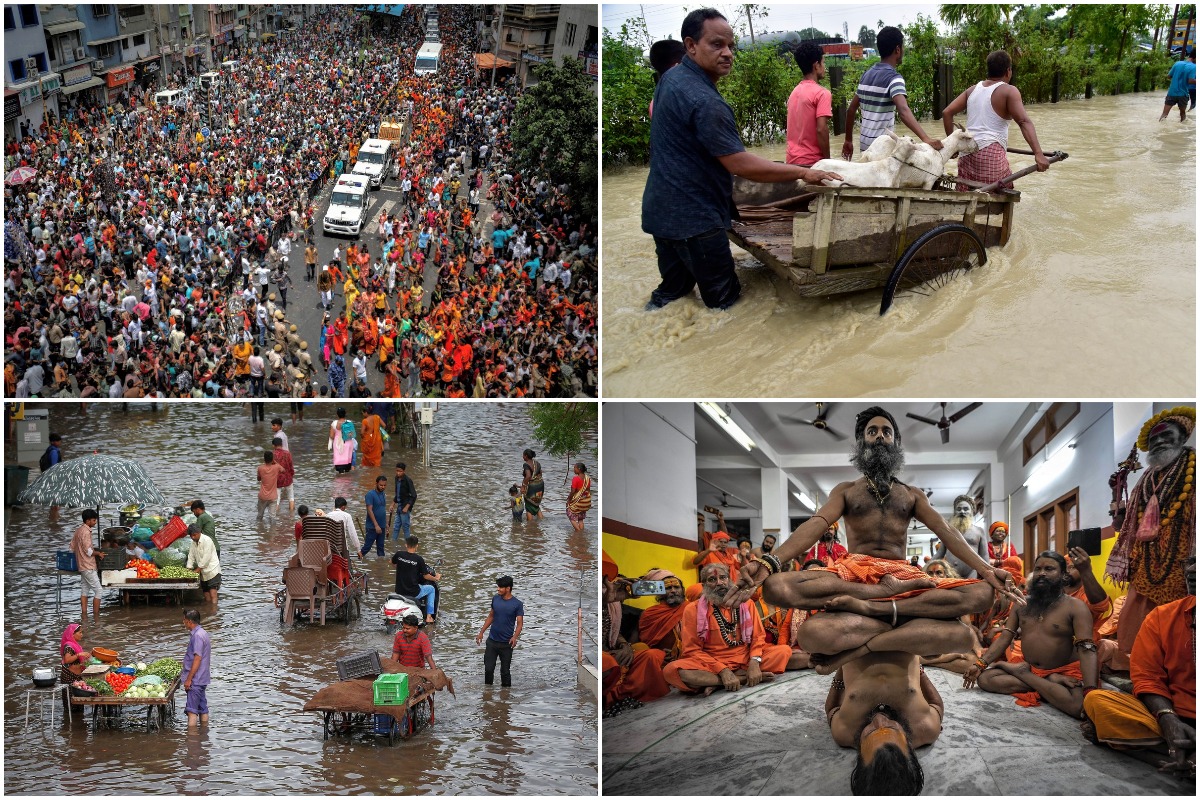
[
  {"xmin": 352, "ymin": 138, "xmax": 395, "ymax": 189},
  {"xmin": 154, "ymin": 88, "xmax": 188, "ymax": 109},
  {"xmin": 221, "ymin": 59, "xmax": 239, "ymax": 73},
  {"xmin": 323, "ymin": 174, "xmax": 371, "ymax": 236},
  {"xmin": 415, "ymin": 42, "xmax": 443, "ymax": 75},
  {"xmin": 198, "ymin": 71, "xmax": 221, "ymax": 89}
]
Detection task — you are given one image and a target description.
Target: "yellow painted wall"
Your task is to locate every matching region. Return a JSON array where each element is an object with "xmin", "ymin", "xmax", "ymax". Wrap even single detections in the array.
[{"xmin": 603, "ymin": 531, "xmax": 698, "ymax": 610}]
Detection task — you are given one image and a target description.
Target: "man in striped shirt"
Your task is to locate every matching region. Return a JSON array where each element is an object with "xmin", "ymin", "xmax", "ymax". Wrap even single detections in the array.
[{"xmin": 842, "ymin": 27, "xmax": 944, "ymax": 160}]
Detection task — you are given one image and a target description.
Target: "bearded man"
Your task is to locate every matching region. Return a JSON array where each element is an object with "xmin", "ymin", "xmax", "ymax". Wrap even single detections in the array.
[
  {"xmin": 988, "ymin": 521, "xmax": 1019, "ymax": 568},
  {"xmin": 1105, "ymin": 406, "xmax": 1195, "ymax": 658},
  {"xmin": 638, "ymin": 570, "xmax": 688, "ymax": 661},
  {"xmin": 964, "ymin": 551, "xmax": 1099, "ymax": 719},
  {"xmin": 933, "ymin": 495, "xmax": 990, "ymax": 579},
  {"xmin": 601, "ymin": 556, "xmax": 670, "ymax": 709},
  {"xmin": 726, "ymin": 407, "xmax": 1020, "ymax": 662},
  {"xmin": 663, "ymin": 563, "xmax": 802, "ymax": 695},
  {"xmin": 804, "ymin": 521, "xmax": 848, "ymax": 566},
  {"xmin": 750, "ymin": 533, "xmax": 777, "ymax": 559}
]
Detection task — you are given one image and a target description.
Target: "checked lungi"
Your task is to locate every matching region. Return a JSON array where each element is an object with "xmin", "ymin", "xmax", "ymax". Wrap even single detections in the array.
[{"xmin": 956, "ymin": 141, "xmax": 1011, "ymax": 191}]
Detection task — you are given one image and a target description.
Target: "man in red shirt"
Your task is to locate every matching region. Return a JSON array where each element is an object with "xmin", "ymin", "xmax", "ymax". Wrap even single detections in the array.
[
  {"xmin": 272, "ymin": 436, "xmax": 295, "ymax": 515},
  {"xmin": 392, "ymin": 615, "xmax": 436, "ymax": 670},
  {"xmin": 786, "ymin": 41, "xmax": 833, "ymax": 166}
]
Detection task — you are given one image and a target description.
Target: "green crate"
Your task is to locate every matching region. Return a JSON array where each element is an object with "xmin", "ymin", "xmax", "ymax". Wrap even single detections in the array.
[{"xmin": 372, "ymin": 673, "xmax": 409, "ymax": 706}]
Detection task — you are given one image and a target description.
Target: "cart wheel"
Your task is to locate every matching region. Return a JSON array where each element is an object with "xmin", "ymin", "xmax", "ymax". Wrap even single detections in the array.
[{"xmin": 879, "ymin": 223, "xmax": 986, "ymax": 315}]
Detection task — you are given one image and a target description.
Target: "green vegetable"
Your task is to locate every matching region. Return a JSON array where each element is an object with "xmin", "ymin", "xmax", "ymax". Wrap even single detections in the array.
[
  {"xmin": 146, "ymin": 657, "xmax": 183, "ymax": 683},
  {"xmin": 158, "ymin": 565, "xmax": 200, "ymax": 579},
  {"xmin": 85, "ymin": 677, "xmax": 113, "ymax": 696}
]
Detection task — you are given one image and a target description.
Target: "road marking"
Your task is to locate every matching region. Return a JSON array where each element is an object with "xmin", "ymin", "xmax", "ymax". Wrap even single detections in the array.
[{"xmin": 362, "ymin": 200, "xmax": 397, "ymax": 234}]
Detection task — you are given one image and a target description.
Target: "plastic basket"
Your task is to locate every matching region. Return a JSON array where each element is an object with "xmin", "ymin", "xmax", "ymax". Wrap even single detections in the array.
[
  {"xmin": 337, "ymin": 651, "xmax": 382, "ymax": 682},
  {"xmin": 373, "ymin": 712, "xmax": 396, "ymax": 733},
  {"xmin": 97, "ymin": 550, "xmax": 130, "ymax": 571},
  {"xmin": 372, "ymin": 673, "xmax": 409, "ymax": 706},
  {"xmin": 56, "ymin": 550, "xmax": 78, "ymax": 572},
  {"xmin": 150, "ymin": 516, "xmax": 187, "ymax": 551}
]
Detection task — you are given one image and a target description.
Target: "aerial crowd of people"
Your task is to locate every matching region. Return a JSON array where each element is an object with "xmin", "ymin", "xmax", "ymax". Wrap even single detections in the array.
[{"xmin": 4, "ymin": 5, "xmax": 597, "ymax": 399}]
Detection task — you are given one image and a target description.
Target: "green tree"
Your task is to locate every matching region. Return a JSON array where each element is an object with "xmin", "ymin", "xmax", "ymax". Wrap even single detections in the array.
[
  {"xmin": 510, "ymin": 58, "xmax": 598, "ymax": 222},
  {"xmin": 721, "ymin": 45, "xmax": 804, "ymax": 145},
  {"xmin": 858, "ymin": 25, "xmax": 877, "ymax": 49},
  {"xmin": 601, "ymin": 25, "xmax": 656, "ymax": 165},
  {"xmin": 796, "ymin": 26, "xmax": 829, "ymax": 40},
  {"xmin": 528, "ymin": 403, "xmax": 598, "ymax": 480}
]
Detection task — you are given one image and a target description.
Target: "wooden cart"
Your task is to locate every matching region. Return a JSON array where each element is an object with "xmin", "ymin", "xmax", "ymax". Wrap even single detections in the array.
[
  {"xmin": 303, "ymin": 674, "xmax": 442, "ymax": 746},
  {"xmin": 69, "ymin": 677, "xmax": 182, "ymax": 731},
  {"xmin": 728, "ymin": 152, "xmax": 1066, "ymax": 314}
]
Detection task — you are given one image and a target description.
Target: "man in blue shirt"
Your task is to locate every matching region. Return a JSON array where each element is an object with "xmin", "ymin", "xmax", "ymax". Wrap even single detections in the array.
[
  {"xmin": 1160, "ymin": 50, "xmax": 1196, "ymax": 122},
  {"xmin": 641, "ymin": 8, "xmax": 840, "ymax": 312},
  {"xmin": 361, "ymin": 475, "xmax": 389, "ymax": 557},
  {"xmin": 183, "ymin": 608, "xmax": 212, "ymax": 729},
  {"xmin": 475, "ymin": 575, "xmax": 525, "ymax": 687}
]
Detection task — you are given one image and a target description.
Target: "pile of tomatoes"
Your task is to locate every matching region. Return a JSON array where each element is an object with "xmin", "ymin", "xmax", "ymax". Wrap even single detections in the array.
[
  {"xmin": 128, "ymin": 558, "xmax": 159, "ymax": 579},
  {"xmin": 105, "ymin": 672, "xmax": 135, "ymax": 694}
]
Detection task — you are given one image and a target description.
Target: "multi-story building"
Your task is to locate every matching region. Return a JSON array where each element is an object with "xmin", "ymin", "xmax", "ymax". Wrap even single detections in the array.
[
  {"xmin": 4, "ymin": 3, "xmax": 53, "ymax": 139},
  {"xmin": 43, "ymin": 5, "xmax": 103, "ymax": 114},
  {"xmin": 491, "ymin": 4, "xmax": 598, "ymax": 90}
]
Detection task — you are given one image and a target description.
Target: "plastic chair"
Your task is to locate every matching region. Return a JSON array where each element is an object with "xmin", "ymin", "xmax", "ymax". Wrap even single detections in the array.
[
  {"xmin": 297, "ymin": 539, "xmax": 332, "ymax": 586},
  {"xmin": 282, "ymin": 567, "xmax": 317, "ymax": 625}
]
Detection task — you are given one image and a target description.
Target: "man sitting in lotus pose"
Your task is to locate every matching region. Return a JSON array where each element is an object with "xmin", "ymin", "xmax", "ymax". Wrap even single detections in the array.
[{"xmin": 724, "ymin": 406, "xmax": 1023, "ymax": 676}]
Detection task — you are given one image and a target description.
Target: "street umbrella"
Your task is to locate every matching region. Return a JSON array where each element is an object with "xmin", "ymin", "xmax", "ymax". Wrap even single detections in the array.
[
  {"xmin": 18, "ymin": 453, "xmax": 166, "ymax": 509},
  {"xmin": 5, "ymin": 165, "xmax": 37, "ymax": 185}
]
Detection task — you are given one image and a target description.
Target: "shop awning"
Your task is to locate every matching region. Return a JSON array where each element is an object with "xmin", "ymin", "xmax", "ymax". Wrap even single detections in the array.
[
  {"xmin": 86, "ymin": 34, "xmax": 126, "ymax": 47},
  {"xmin": 60, "ymin": 76, "xmax": 105, "ymax": 95},
  {"xmin": 45, "ymin": 20, "xmax": 87, "ymax": 35},
  {"xmin": 261, "ymin": 32, "xmax": 277, "ymax": 40},
  {"xmin": 475, "ymin": 53, "xmax": 514, "ymax": 69}
]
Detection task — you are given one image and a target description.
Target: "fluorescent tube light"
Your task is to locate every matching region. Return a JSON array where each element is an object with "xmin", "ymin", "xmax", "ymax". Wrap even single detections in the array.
[{"xmin": 698, "ymin": 402, "xmax": 756, "ymax": 451}]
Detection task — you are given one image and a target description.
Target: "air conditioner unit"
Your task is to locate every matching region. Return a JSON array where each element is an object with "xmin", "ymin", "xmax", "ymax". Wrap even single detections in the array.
[
  {"xmin": 74, "ymin": 47, "xmax": 87, "ymax": 61},
  {"xmin": 24, "ymin": 56, "xmax": 39, "ymax": 77}
]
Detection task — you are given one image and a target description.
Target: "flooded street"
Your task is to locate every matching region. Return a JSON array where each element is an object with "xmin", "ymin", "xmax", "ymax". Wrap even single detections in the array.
[
  {"xmin": 602, "ymin": 91, "xmax": 1195, "ymax": 397},
  {"xmin": 4, "ymin": 402, "xmax": 597, "ymax": 795}
]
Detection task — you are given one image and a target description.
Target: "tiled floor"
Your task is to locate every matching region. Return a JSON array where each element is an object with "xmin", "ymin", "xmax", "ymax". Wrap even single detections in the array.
[{"xmin": 602, "ymin": 667, "xmax": 1189, "ymax": 796}]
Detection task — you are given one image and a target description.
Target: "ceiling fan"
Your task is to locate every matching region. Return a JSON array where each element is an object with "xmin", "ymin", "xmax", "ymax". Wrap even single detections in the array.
[
  {"xmin": 782, "ymin": 402, "xmax": 847, "ymax": 441},
  {"xmin": 906, "ymin": 402, "xmax": 981, "ymax": 444},
  {"xmin": 697, "ymin": 476, "xmax": 753, "ymax": 509}
]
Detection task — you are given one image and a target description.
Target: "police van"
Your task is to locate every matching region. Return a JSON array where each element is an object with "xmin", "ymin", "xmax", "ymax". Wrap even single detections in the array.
[
  {"xmin": 415, "ymin": 42, "xmax": 442, "ymax": 75},
  {"xmin": 323, "ymin": 174, "xmax": 370, "ymax": 236},
  {"xmin": 154, "ymin": 88, "xmax": 189, "ymax": 109},
  {"xmin": 352, "ymin": 138, "xmax": 396, "ymax": 189}
]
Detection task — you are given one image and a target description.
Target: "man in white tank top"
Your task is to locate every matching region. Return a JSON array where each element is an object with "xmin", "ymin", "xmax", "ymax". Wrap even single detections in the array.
[{"xmin": 940, "ymin": 50, "xmax": 1050, "ymax": 190}]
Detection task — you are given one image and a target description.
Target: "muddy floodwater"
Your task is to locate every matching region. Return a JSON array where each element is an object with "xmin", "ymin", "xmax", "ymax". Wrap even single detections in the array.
[
  {"xmin": 4, "ymin": 402, "xmax": 597, "ymax": 795},
  {"xmin": 602, "ymin": 92, "xmax": 1195, "ymax": 398}
]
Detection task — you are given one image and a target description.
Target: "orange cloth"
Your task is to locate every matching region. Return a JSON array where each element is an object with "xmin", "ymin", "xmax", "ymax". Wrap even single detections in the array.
[
  {"xmin": 360, "ymin": 413, "xmax": 383, "ymax": 467},
  {"xmin": 602, "ymin": 648, "xmax": 670, "ymax": 705},
  {"xmin": 1068, "ymin": 584, "xmax": 1114, "ymax": 636},
  {"xmin": 602, "ymin": 551, "xmax": 618, "ymax": 582},
  {"xmin": 820, "ymin": 552, "xmax": 979, "ymax": 597},
  {"xmin": 1084, "ymin": 689, "xmax": 1175, "ymax": 747},
  {"xmin": 638, "ymin": 601, "xmax": 687, "ymax": 657},
  {"xmin": 662, "ymin": 600, "xmax": 791, "ymax": 692},
  {"xmin": 696, "ymin": 549, "xmax": 740, "ymax": 584},
  {"xmin": 1131, "ymin": 595, "xmax": 1196, "ymax": 719},
  {"xmin": 684, "ymin": 583, "xmax": 703, "ymax": 602},
  {"xmin": 1007, "ymin": 651, "xmax": 1085, "ymax": 708}
]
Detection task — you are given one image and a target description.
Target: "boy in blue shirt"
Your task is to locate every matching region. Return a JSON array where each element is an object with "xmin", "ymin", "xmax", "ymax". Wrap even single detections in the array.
[{"xmin": 1161, "ymin": 50, "xmax": 1196, "ymax": 122}]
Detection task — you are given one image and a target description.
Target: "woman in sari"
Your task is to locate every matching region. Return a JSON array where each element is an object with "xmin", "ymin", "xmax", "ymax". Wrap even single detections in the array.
[
  {"xmin": 61, "ymin": 622, "xmax": 91, "ymax": 666},
  {"xmin": 328, "ymin": 406, "xmax": 357, "ymax": 473},
  {"xmin": 521, "ymin": 448, "xmax": 545, "ymax": 521},
  {"xmin": 360, "ymin": 407, "xmax": 384, "ymax": 467},
  {"xmin": 566, "ymin": 462, "xmax": 592, "ymax": 532}
]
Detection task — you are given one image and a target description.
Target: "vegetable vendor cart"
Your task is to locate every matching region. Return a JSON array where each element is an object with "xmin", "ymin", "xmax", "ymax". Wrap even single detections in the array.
[{"xmin": 70, "ymin": 677, "xmax": 182, "ymax": 732}]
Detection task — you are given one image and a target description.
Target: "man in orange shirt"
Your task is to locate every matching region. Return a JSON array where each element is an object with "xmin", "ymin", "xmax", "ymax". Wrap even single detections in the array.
[
  {"xmin": 1083, "ymin": 555, "xmax": 1195, "ymax": 781},
  {"xmin": 601, "ymin": 555, "xmax": 669, "ymax": 711},
  {"xmin": 785, "ymin": 41, "xmax": 832, "ymax": 166},
  {"xmin": 663, "ymin": 563, "xmax": 800, "ymax": 695}
]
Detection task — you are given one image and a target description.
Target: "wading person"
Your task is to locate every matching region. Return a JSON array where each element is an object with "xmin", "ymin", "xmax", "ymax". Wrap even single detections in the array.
[
  {"xmin": 390, "ymin": 462, "xmax": 418, "ymax": 541},
  {"xmin": 785, "ymin": 41, "xmax": 833, "ymax": 166},
  {"xmin": 641, "ymin": 8, "xmax": 841, "ymax": 311},
  {"xmin": 964, "ymin": 551, "xmax": 1099, "ymax": 719},
  {"xmin": 521, "ymin": 449, "xmax": 545, "ymax": 521},
  {"xmin": 393, "ymin": 614, "xmax": 436, "ymax": 670},
  {"xmin": 843, "ymin": 26, "xmax": 944, "ymax": 160},
  {"xmin": 190, "ymin": 500, "xmax": 220, "ymax": 557},
  {"xmin": 725, "ymin": 408, "xmax": 1021, "ymax": 643},
  {"xmin": 361, "ymin": 475, "xmax": 389, "ymax": 558},
  {"xmin": 255, "ymin": 450, "xmax": 282, "ymax": 523},
  {"xmin": 566, "ymin": 462, "xmax": 592, "ymax": 533},
  {"xmin": 182, "ymin": 608, "xmax": 212, "ymax": 729},
  {"xmin": 940, "ymin": 49, "xmax": 1049, "ymax": 190},
  {"xmin": 72, "ymin": 509, "xmax": 101, "ymax": 622},
  {"xmin": 1159, "ymin": 49, "xmax": 1196, "ymax": 122},
  {"xmin": 272, "ymin": 437, "xmax": 295, "ymax": 516},
  {"xmin": 185, "ymin": 524, "xmax": 222, "ymax": 609},
  {"xmin": 475, "ymin": 575, "xmax": 524, "ymax": 687},
  {"xmin": 663, "ymin": 563, "xmax": 803, "ymax": 695}
]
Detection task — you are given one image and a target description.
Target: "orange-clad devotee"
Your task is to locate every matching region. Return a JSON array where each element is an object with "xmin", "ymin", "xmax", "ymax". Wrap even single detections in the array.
[
  {"xmin": 663, "ymin": 563, "xmax": 802, "ymax": 695},
  {"xmin": 691, "ymin": 529, "xmax": 742, "ymax": 584},
  {"xmin": 601, "ymin": 553, "xmax": 669, "ymax": 713},
  {"xmin": 1082, "ymin": 555, "xmax": 1195, "ymax": 783},
  {"xmin": 636, "ymin": 570, "xmax": 688, "ymax": 661}
]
